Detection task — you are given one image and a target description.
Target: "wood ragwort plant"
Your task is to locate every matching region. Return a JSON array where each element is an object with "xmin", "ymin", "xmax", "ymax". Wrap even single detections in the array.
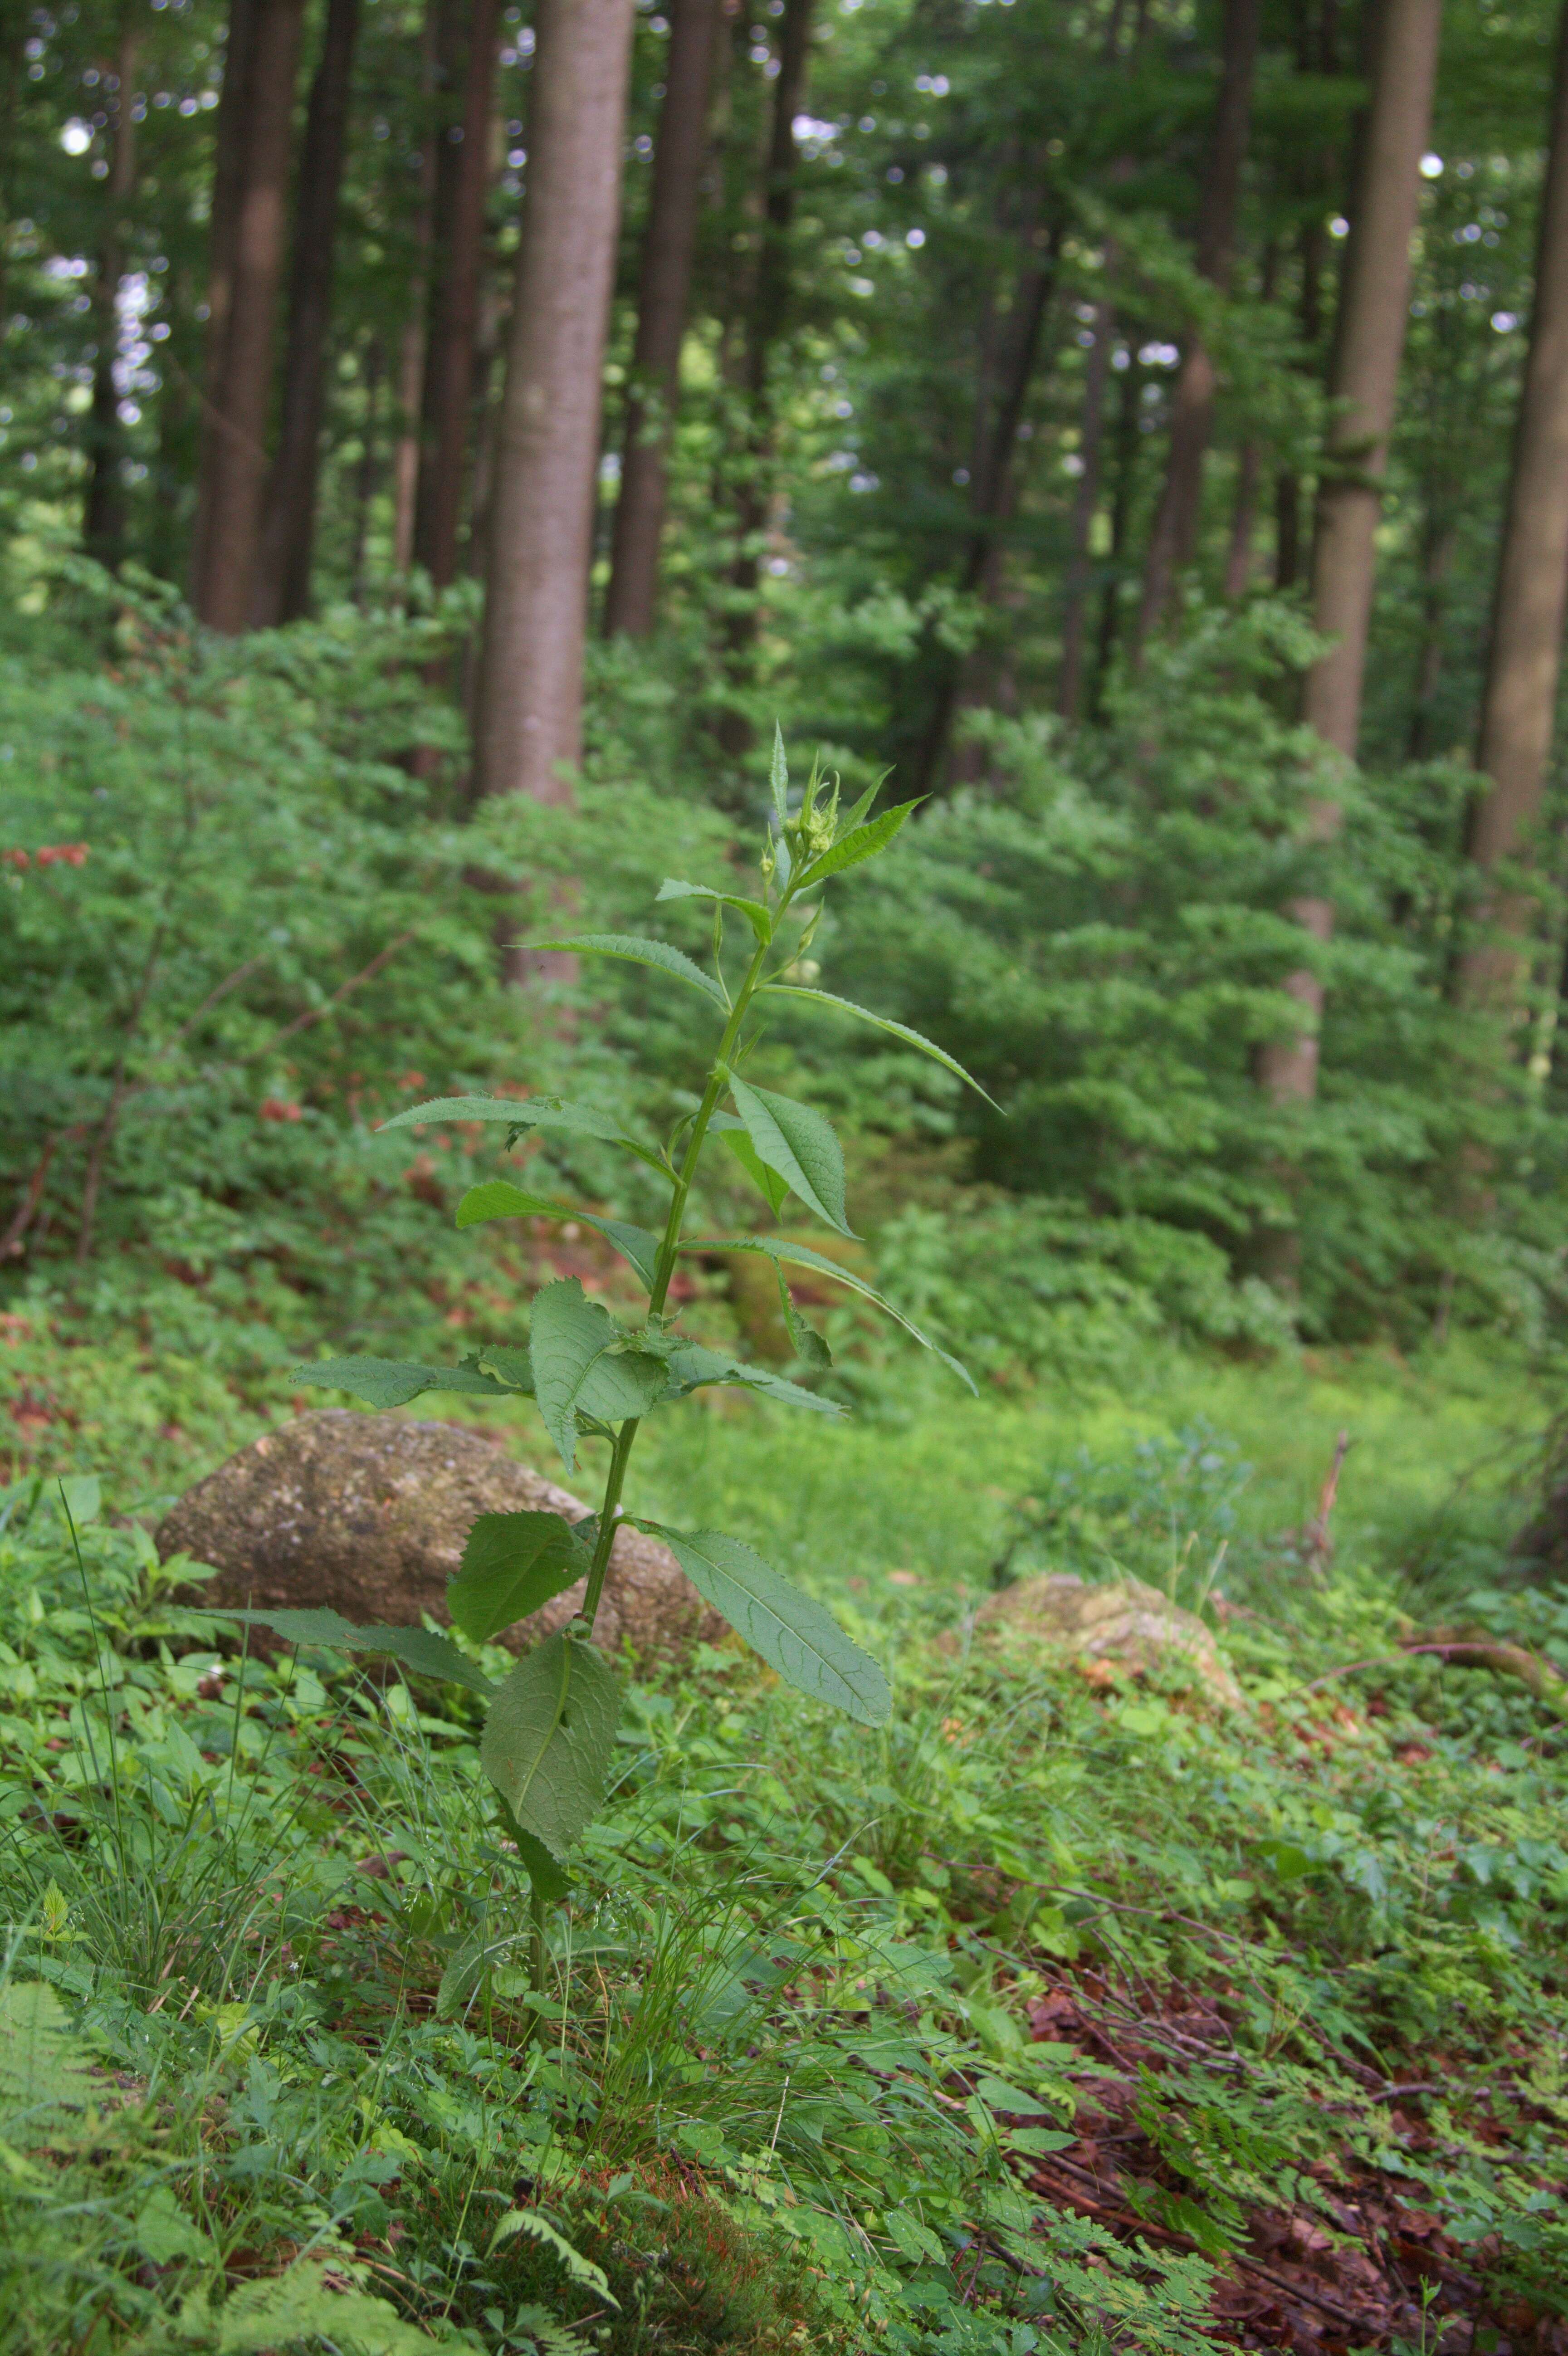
[{"xmin": 223, "ymin": 738, "xmax": 991, "ymax": 1941}]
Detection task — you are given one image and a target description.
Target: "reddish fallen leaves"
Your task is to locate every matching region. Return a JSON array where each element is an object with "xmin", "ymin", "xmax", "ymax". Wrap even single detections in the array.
[{"xmin": 1015, "ymin": 1974, "xmax": 1568, "ymax": 2354}]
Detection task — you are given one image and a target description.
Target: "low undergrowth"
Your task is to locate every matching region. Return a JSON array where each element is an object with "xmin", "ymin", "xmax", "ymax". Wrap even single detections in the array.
[{"xmin": 1, "ymin": 1391, "xmax": 1567, "ymax": 2355}]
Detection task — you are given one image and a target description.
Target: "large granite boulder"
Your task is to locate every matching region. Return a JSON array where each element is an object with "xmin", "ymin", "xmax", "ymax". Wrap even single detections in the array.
[
  {"xmin": 156, "ymin": 1410, "xmax": 725, "ymax": 1668},
  {"xmin": 969, "ymin": 1571, "xmax": 1245, "ymax": 1708}
]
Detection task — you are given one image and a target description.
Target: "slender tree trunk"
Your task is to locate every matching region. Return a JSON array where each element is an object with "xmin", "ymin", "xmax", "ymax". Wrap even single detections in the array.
[
  {"xmin": 473, "ymin": 0, "xmax": 635, "ymax": 821},
  {"xmin": 350, "ymin": 332, "xmax": 382, "ymax": 604},
  {"xmin": 413, "ymin": 0, "xmax": 501, "ymax": 589},
  {"xmin": 190, "ymin": 0, "xmax": 256, "ymax": 605},
  {"xmin": 1406, "ymin": 512, "xmax": 1453, "ymax": 756},
  {"xmin": 604, "ymin": 0, "xmax": 720, "ymax": 636},
  {"xmin": 1135, "ymin": 0, "xmax": 1261, "ymax": 645},
  {"xmin": 253, "ymin": 0, "xmax": 361, "ymax": 624},
  {"xmin": 1459, "ymin": 0, "xmax": 1568, "ymax": 1011},
  {"xmin": 1059, "ymin": 298, "xmax": 1115, "ymax": 719},
  {"xmin": 392, "ymin": 5, "xmax": 440, "ymax": 577},
  {"xmin": 193, "ymin": 0, "xmax": 306, "ymax": 633},
  {"xmin": 715, "ymin": 0, "xmax": 814, "ymax": 749},
  {"xmin": 1255, "ymin": 0, "xmax": 1441, "ymax": 1105},
  {"xmin": 1089, "ymin": 351, "xmax": 1144, "ymax": 719},
  {"xmin": 1224, "ymin": 438, "xmax": 1260, "ymax": 598},
  {"xmin": 912, "ymin": 217, "xmax": 1061, "ymax": 791},
  {"xmin": 83, "ymin": 21, "xmax": 140, "ymax": 573}
]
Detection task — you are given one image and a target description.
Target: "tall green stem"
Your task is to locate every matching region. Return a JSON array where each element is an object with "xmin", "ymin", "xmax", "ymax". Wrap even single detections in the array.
[{"xmin": 577, "ymin": 919, "xmax": 784, "ymax": 1634}]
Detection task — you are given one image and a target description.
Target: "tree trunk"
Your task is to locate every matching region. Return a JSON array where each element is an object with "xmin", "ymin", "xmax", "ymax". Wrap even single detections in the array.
[
  {"xmin": 350, "ymin": 333, "xmax": 382, "ymax": 605},
  {"xmin": 253, "ymin": 0, "xmax": 361, "ymax": 624},
  {"xmin": 473, "ymin": 0, "xmax": 635, "ymax": 819},
  {"xmin": 190, "ymin": 0, "xmax": 257, "ymax": 606},
  {"xmin": 714, "ymin": 0, "xmax": 814, "ymax": 747},
  {"xmin": 83, "ymin": 20, "xmax": 140, "ymax": 573},
  {"xmin": 412, "ymin": 0, "xmax": 501, "ymax": 590},
  {"xmin": 392, "ymin": 3, "xmax": 440, "ymax": 577},
  {"xmin": 604, "ymin": 0, "xmax": 720, "ymax": 637},
  {"xmin": 1224, "ymin": 438, "xmax": 1260, "ymax": 598},
  {"xmin": 1458, "ymin": 0, "xmax": 1568, "ymax": 1012},
  {"xmin": 1255, "ymin": 0, "xmax": 1441, "ymax": 1104},
  {"xmin": 1406, "ymin": 513, "xmax": 1453, "ymax": 756},
  {"xmin": 912, "ymin": 213, "xmax": 1061, "ymax": 790},
  {"xmin": 1135, "ymin": 0, "xmax": 1260, "ymax": 645},
  {"xmin": 1058, "ymin": 298, "xmax": 1115, "ymax": 720},
  {"xmin": 1089, "ymin": 350, "xmax": 1144, "ymax": 719},
  {"xmin": 192, "ymin": 0, "xmax": 306, "ymax": 633}
]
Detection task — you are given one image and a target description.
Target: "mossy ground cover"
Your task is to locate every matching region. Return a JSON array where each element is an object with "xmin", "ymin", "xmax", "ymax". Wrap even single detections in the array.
[{"xmin": 1, "ymin": 1325, "xmax": 1566, "ymax": 2354}]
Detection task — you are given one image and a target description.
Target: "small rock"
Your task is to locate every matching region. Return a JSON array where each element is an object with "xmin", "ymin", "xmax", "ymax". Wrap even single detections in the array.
[
  {"xmin": 969, "ymin": 1572, "xmax": 1244, "ymax": 1708},
  {"xmin": 156, "ymin": 1410, "xmax": 725, "ymax": 1670}
]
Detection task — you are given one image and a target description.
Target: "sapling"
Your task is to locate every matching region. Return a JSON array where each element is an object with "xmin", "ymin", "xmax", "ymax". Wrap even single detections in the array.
[{"xmin": 225, "ymin": 738, "xmax": 990, "ymax": 1936}]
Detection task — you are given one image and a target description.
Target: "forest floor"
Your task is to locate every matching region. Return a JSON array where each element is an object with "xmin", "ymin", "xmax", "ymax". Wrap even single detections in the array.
[{"xmin": 2, "ymin": 1322, "xmax": 1567, "ymax": 2355}]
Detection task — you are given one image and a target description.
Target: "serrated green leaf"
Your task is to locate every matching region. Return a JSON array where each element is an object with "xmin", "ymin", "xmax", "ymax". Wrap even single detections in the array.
[
  {"xmin": 455, "ymin": 1184, "xmax": 661, "ymax": 1289},
  {"xmin": 760, "ymin": 984, "xmax": 1002, "ymax": 1108},
  {"xmin": 682, "ymin": 1235, "xmax": 976, "ymax": 1394},
  {"xmin": 217, "ymin": 1608, "xmax": 496, "ymax": 1696},
  {"xmin": 777, "ymin": 1266, "xmax": 833, "ymax": 1369},
  {"xmin": 491, "ymin": 2208, "xmax": 620, "ymax": 2303},
  {"xmin": 663, "ymin": 1341, "xmax": 845, "ymax": 1416},
  {"xmin": 379, "ymin": 1092, "xmax": 630, "ymax": 1143},
  {"xmin": 639, "ymin": 1526, "xmax": 888, "ymax": 1724},
  {"xmin": 655, "ymin": 879, "xmax": 773, "ymax": 944},
  {"xmin": 529, "ymin": 932, "xmax": 727, "ymax": 1007},
  {"xmin": 479, "ymin": 1632, "xmax": 621, "ymax": 1860},
  {"xmin": 470, "ymin": 1343, "xmax": 534, "ymax": 1393},
  {"xmin": 721, "ymin": 1128, "xmax": 791, "ymax": 1216},
  {"xmin": 724, "ymin": 1073, "xmax": 854, "ymax": 1237},
  {"xmin": 528, "ymin": 1279, "xmax": 669, "ymax": 1468},
  {"xmin": 795, "ymin": 799, "xmax": 919, "ymax": 888},
  {"xmin": 498, "ymin": 1796, "xmax": 572, "ymax": 1902},
  {"xmin": 289, "ymin": 1355, "xmax": 516, "ymax": 1409},
  {"xmin": 447, "ymin": 1511, "xmax": 589, "ymax": 1642},
  {"xmin": 0, "ymin": 1981, "xmax": 96, "ymax": 2126},
  {"xmin": 769, "ymin": 722, "xmax": 789, "ymax": 825}
]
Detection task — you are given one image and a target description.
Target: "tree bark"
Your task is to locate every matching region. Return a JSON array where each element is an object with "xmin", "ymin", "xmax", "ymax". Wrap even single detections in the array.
[
  {"xmin": 1224, "ymin": 438, "xmax": 1260, "ymax": 598},
  {"xmin": 83, "ymin": 20, "xmax": 140, "ymax": 573},
  {"xmin": 473, "ymin": 0, "xmax": 635, "ymax": 817},
  {"xmin": 909, "ymin": 199, "xmax": 1060, "ymax": 792},
  {"xmin": 1458, "ymin": 0, "xmax": 1568, "ymax": 1012},
  {"xmin": 604, "ymin": 0, "xmax": 720, "ymax": 637},
  {"xmin": 253, "ymin": 0, "xmax": 361, "ymax": 624},
  {"xmin": 1256, "ymin": 0, "xmax": 1441, "ymax": 1105},
  {"xmin": 350, "ymin": 333, "xmax": 382, "ymax": 605},
  {"xmin": 190, "ymin": 0, "xmax": 257, "ymax": 606},
  {"xmin": 412, "ymin": 0, "xmax": 501, "ymax": 590},
  {"xmin": 192, "ymin": 0, "xmax": 306, "ymax": 633},
  {"xmin": 1058, "ymin": 298, "xmax": 1116, "ymax": 720},
  {"xmin": 392, "ymin": 3, "xmax": 440, "ymax": 577},
  {"xmin": 1089, "ymin": 350, "xmax": 1144, "ymax": 719},
  {"xmin": 1135, "ymin": 0, "xmax": 1260, "ymax": 646},
  {"xmin": 715, "ymin": 0, "xmax": 814, "ymax": 747}
]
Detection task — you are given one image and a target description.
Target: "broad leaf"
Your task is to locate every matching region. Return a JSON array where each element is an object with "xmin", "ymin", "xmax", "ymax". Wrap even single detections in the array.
[
  {"xmin": 471, "ymin": 1343, "xmax": 535, "ymax": 1394},
  {"xmin": 498, "ymin": 1795, "xmax": 571, "ymax": 1903},
  {"xmin": 663, "ymin": 1340, "xmax": 845, "ymax": 1417},
  {"xmin": 218, "ymin": 1607, "xmax": 496, "ymax": 1696},
  {"xmin": 684, "ymin": 1235, "xmax": 976, "ymax": 1394},
  {"xmin": 656, "ymin": 878, "xmax": 772, "ymax": 944},
  {"xmin": 455, "ymin": 1183, "xmax": 661, "ymax": 1290},
  {"xmin": 795, "ymin": 800, "xmax": 918, "ymax": 888},
  {"xmin": 447, "ymin": 1510, "xmax": 589, "ymax": 1642},
  {"xmin": 479, "ymin": 1631, "xmax": 621, "ymax": 1860},
  {"xmin": 529, "ymin": 932, "xmax": 727, "ymax": 1007},
  {"xmin": 379, "ymin": 1093, "xmax": 630, "ymax": 1144},
  {"xmin": 641, "ymin": 1526, "xmax": 889, "ymax": 1725},
  {"xmin": 724, "ymin": 1072, "xmax": 854, "ymax": 1237},
  {"xmin": 528, "ymin": 1279, "xmax": 668, "ymax": 1469},
  {"xmin": 289, "ymin": 1354, "xmax": 517, "ymax": 1409},
  {"xmin": 721, "ymin": 1128, "xmax": 791, "ymax": 1217},
  {"xmin": 761, "ymin": 984, "xmax": 1002, "ymax": 1108}
]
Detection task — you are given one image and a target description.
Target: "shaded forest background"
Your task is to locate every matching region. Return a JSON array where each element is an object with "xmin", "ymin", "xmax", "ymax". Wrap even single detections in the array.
[{"xmin": 5, "ymin": 0, "xmax": 1568, "ymax": 1376}]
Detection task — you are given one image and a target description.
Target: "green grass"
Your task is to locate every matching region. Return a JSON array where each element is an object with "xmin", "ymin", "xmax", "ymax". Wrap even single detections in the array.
[{"xmin": 1, "ymin": 1327, "xmax": 1565, "ymax": 2353}]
